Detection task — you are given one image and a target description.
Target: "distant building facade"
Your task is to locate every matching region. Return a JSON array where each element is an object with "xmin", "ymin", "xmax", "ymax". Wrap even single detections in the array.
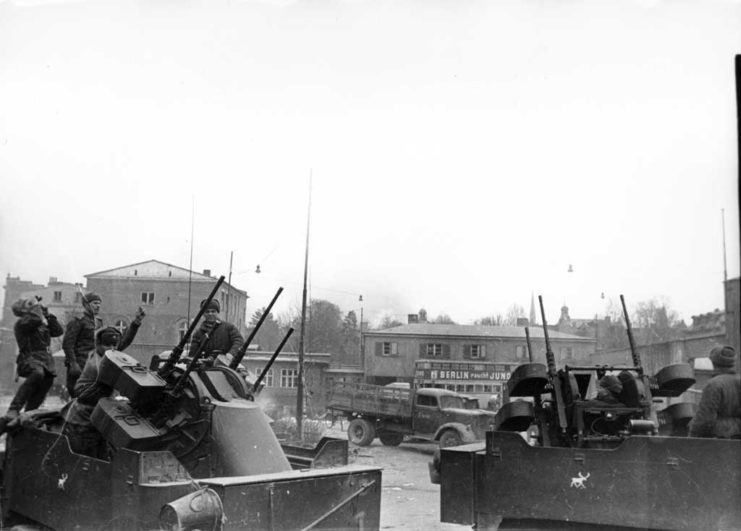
[
  {"xmin": 0, "ymin": 275, "xmax": 83, "ymax": 392},
  {"xmin": 725, "ymin": 277, "xmax": 740, "ymax": 365},
  {"xmin": 85, "ymin": 259, "xmax": 248, "ymax": 364},
  {"xmin": 362, "ymin": 319, "xmax": 595, "ymax": 387},
  {"xmin": 239, "ymin": 351, "xmax": 331, "ymax": 418}
]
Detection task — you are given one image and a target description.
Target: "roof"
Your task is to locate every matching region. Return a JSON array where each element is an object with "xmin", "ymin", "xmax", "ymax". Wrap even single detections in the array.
[
  {"xmin": 241, "ymin": 351, "xmax": 331, "ymax": 364},
  {"xmin": 85, "ymin": 259, "xmax": 246, "ymax": 295},
  {"xmin": 366, "ymin": 323, "xmax": 592, "ymax": 341}
]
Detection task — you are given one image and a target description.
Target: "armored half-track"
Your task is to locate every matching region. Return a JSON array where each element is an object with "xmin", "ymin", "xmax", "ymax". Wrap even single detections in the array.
[
  {"xmin": 432, "ymin": 296, "xmax": 741, "ymax": 530},
  {"xmin": 0, "ymin": 349, "xmax": 381, "ymax": 530}
]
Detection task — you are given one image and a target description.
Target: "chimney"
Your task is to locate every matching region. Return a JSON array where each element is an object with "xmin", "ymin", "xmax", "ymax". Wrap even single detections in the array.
[
  {"xmin": 49, "ymin": 276, "xmax": 58, "ymax": 284},
  {"xmin": 408, "ymin": 314, "xmax": 419, "ymax": 324},
  {"xmin": 203, "ymin": 269, "xmax": 211, "ymax": 277}
]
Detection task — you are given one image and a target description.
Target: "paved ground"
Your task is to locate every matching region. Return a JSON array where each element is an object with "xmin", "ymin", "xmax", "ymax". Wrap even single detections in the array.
[{"xmin": 326, "ymin": 423, "xmax": 469, "ymax": 531}]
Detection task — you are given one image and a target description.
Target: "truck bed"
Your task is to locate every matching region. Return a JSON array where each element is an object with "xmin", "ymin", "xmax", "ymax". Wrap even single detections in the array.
[{"xmin": 328, "ymin": 382, "xmax": 413, "ymax": 419}]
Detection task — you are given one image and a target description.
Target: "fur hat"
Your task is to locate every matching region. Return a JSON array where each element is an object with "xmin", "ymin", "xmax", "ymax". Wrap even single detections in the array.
[
  {"xmin": 200, "ymin": 298, "xmax": 221, "ymax": 312},
  {"xmin": 710, "ymin": 346, "xmax": 736, "ymax": 369},
  {"xmin": 11, "ymin": 298, "xmax": 35, "ymax": 317},
  {"xmin": 599, "ymin": 374, "xmax": 623, "ymax": 394},
  {"xmin": 96, "ymin": 327, "xmax": 121, "ymax": 346},
  {"xmin": 83, "ymin": 292, "xmax": 102, "ymax": 304}
]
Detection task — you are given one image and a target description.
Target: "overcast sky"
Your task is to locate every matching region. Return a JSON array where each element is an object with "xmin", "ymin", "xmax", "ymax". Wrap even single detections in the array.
[{"xmin": 1, "ymin": 0, "xmax": 739, "ymax": 327}]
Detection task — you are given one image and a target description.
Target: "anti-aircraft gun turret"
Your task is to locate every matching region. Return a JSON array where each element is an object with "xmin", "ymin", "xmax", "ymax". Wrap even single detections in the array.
[
  {"xmin": 433, "ymin": 294, "xmax": 740, "ymax": 530},
  {"xmin": 1, "ymin": 277, "xmax": 381, "ymax": 531}
]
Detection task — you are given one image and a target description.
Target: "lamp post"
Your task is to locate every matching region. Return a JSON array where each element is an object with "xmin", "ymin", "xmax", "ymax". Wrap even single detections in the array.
[{"xmin": 359, "ymin": 295, "xmax": 364, "ymax": 372}]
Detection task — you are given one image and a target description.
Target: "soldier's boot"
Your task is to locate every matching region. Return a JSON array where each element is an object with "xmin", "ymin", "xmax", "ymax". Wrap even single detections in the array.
[{"xmin": 0, "ymin": 409, "xmax": 19, "ymax": 436}]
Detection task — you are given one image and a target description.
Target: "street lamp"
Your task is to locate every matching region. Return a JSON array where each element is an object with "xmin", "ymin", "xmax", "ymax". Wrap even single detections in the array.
[{"xmin": 359, "ymin": 295, "xmax": 364, "ymax": 371}]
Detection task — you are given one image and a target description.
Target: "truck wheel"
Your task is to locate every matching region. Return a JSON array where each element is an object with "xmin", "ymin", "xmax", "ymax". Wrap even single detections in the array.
[
  {"xmin": 438, "ymin": 429, "xmax": 462, "ymax": 448},
  {"xmin": 348, "ymin": 419, "xmax": 375, "ymax": 446},
  {"xmin": 379, "ymin": 431, "xmax": 404, "ymax": 446}
]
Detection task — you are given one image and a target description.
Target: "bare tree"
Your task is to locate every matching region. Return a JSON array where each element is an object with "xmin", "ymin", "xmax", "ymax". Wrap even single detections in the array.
[
  {"xmin": 431, "ymin": 313, "xmax": 456, "ymax": 324},
  {"xmin": 475, "ymin": 314, "xmax": 503, "ymax": 326},
  {"xmin": 378, "ymin": 314, "xmax": 404, "ymax": 329},
  {"xmin": 503, "ymin": 304, "xmax": 525, "ymax": 326}
]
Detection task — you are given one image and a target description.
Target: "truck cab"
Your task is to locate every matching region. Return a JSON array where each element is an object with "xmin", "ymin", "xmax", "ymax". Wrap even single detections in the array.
[{"xmin": 412, "ymin": 388, "xmax": 497, "ymax": 447}]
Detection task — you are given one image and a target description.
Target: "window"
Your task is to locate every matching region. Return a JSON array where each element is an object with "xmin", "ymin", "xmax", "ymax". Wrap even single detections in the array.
[
  {"xmin": 177, "ymin": 320, "xmax": 189, "ymax": 342},
  {"xmin": 114, "ymin": 319, "xmax": 128, "ymax": 335},
  {"xmin": 426, "ymin": 343, "xmax": 443, "ymax": 358},
  {"xmin": 561, "ymin": 347, "xmax": 574, "ymax": 360},
  {"xmin": 417, "ymin": 394, "xmax": 437, "ymax": 407},
  {"xmin": 280, "ymin": 368, "xmax": 298, "ymax": 388},
  {"xmin": 382, "ymin": 342, "xmax": 398, "ymax": 356},
  {"xmin": 53, "ymin": 291, "xmax": 62, "ymax": 302},
  {"xmin": 264, "ymin": 369, "xmax": 274, "ymax": 387},
  {"xmin": 516, "ymin": 345, "xmax": 529, "ymax": 360},
  {"xmin": 75, "ymin": 292, "xmax": 82, "ymax": 303},
  {"xmin": 141, "ymin": 292, "xmax": 155, "ymax": 305},
  {"xmin": 470, "ymin": 344, "xmax": 486, "ymax": 359}
]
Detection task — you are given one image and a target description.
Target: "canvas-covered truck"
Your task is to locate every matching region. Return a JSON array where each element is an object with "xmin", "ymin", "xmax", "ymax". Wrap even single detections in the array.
[{"xmin": 328, "ymin": 382, "xmax": 497, "ymax": 447}]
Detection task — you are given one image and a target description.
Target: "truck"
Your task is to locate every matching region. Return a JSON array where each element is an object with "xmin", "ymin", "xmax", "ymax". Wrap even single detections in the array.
[{"xmin": 328, "ymin": 381, "xmax": 497, "ymax": 448}]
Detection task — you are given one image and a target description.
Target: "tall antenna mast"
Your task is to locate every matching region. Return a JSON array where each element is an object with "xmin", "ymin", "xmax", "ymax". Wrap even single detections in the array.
[
  {"xmin": 296, "ymin": 171, "xmax": 312, "ymax": 440},
  {"xmin": 721, "ymin": 208, "xmax": 728, "ymax": 282},
  {"xmin": 187, "ymin": 196, "xmax": 195, "ymax": 328},
  {"xmin": 226, "ymin": 250, "xmax": 234, "ymax": 322}
]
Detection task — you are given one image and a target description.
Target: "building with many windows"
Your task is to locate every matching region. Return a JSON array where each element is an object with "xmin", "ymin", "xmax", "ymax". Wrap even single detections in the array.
[
  {"xmin": 363, "ymin": 321, "xmax": 595, "ymax": 391},
  {"xmin": 238, "ymin": 351, "xmax": 331, "ymax": 418},
  {"xmin": 84, "ymin": 259, "xmax": 248, "ymax": 363},
  {"xmin": 0, "ymin": 275, "xmax": 84, "ymax": 391}
]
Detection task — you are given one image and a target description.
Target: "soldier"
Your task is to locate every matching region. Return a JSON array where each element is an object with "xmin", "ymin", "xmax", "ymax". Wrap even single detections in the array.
[
  {"xmin": 62, "ymin": 327, "xmax": 122, "ymax": 459},
  {"xmin": 62, "ymin": 291, "xmax": 145, "ymax": 397},
  {"xmin": 688, "ymin": 346, "xmax": 741, "ymax": 439},
  {"xmin": 0, "ymin": 297, "xmax": 64, "ymax": 434},
  {"xmin": 189, "ymin": 298, "xmax": 243, "ymax": 364}
]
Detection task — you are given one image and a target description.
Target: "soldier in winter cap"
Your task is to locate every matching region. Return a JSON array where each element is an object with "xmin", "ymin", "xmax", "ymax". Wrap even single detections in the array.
[
  {"xmin": 62, "ymin": 290, "xmax": 145, "ymax": 397},
  {"xmin": 689, "ymin": 346, "xmax": 740, "ymax": 439},
  {"xmin": 189, "ymin": 297, "xmax": 243, "ymax": 364},
  {"xmin": 0, "ymin": 297, "xmax": 63, "ymax": 435}
]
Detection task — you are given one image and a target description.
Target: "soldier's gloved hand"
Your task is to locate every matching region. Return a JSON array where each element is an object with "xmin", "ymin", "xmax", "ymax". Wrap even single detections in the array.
[
  {"xmin": 68, "ymin": 362, "xmax": 82, "ymax": 379},
  {"xmin": 133, "ymin": 306, "xmax": 146, "ymax": 325}
]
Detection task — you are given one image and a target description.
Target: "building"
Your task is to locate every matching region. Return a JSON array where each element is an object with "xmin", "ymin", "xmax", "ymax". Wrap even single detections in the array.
[
  {"xmin": 84, "ymin": 259, "xmax": 248, "ymax": 363},
  {"xmin": 239, "ymin": 351, "xmax": 331, "ymax": 419},
  {"xmin": 362, "ymin": 319, "xmax": 596, "ymax": 388},
  {"xmin": 0, "ymin": 275, "xmax": 83, "ymax": 392},
  {"xmin": 725, "ymin": 277, "xmax": 740, "ymax": 365}
]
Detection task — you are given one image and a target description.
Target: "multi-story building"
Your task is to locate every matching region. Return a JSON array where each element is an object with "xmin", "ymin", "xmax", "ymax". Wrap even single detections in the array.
[
  {"xmin": 85, "ymin": 259, "xmax": 248, "ymax": 363},
  {"xmin": 362, "ymin": 318, "xmax": 596, "ymax": 391},
  {"xmin": 725, "ymin": 277, "xmax": 740, "ymax": 365},
  {"xmin": 0, "ymin": 275, "xmax": 83, "ymax": 392}
]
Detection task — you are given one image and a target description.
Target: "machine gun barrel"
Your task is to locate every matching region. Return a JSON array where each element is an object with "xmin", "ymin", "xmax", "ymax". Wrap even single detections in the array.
[
  {"xmin": 252, "ymin": 327, "xmax": 294, "ymax": 393},
  {"xmin": 620, "ymin": 294, "xmax": 643, "ymax": 374},
  {"xmin": 538, "ymin": 296, "xmax": 557, "ymax": 378},
  {"xmin": 229, "ymin": 287, "xmax": 284, "ymax": 370},
  {"xmin": 525, "ymin": 326, "xmax": 533, "ymax": 363},
  {"xmin": 159, "ymin": 275, "xmax": 225, "ymax": 377},
  {"xmin": 539, "ymin": 295, "xmax": 568, "ymax": 434}
]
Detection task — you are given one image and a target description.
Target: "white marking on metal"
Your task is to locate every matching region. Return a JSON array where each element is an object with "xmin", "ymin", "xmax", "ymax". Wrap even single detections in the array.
[{"xmin": 569, "ymin": 472, "xmax": 590, "ymax": 489}]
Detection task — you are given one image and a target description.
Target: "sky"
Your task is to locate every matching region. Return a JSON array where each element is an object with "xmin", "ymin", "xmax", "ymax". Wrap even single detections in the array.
[{"xmin": 0, "ymin": 0, "xmax": 739, "ymax": 328}]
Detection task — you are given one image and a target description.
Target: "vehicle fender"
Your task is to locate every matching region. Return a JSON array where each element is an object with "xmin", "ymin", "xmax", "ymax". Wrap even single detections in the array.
[{"xmin": 433, "ymin": 422, "xmax": 477, "ymax": 444}]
